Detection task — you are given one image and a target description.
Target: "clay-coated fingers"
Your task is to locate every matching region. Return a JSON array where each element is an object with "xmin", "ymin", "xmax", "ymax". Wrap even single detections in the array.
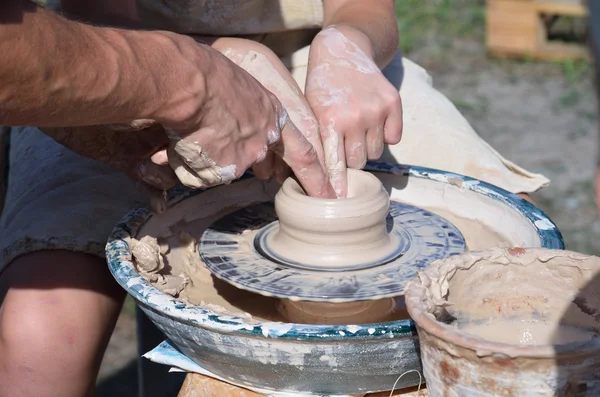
[
  {"xmin": 345, "ymin": 131, "xmax": 368, "ymax": 169},
  {"xmin": 383, "ymin": 95, "xmax": 403, "ymax": 145},
  {"xmin": 301, "ymin": 121, "xmax": 325, "ymax": 173},
  {"xmin": 267, "ymin": 84, "xmax": 326, "ymax": 170},
  {"xmin": 366, "ymin": 124, "xmax": 385, "ymax": 160},
  {"xmin": 270, "ymin": 115, "xmax": 336, "ymax": 198},
  {"xmin": 137, "ymin": 159, "xmax": 179, "ymax": 190},
  {"xmin": 252, "ymin": 151, "xmax": 275, "ymax": 180},
  {"xmin": 272, "ymin": 157, "xmax": 292, "ymax": 184},
  {"xmin": 321, "ymin": 126, "xmax": 347, "ymax": 198}
]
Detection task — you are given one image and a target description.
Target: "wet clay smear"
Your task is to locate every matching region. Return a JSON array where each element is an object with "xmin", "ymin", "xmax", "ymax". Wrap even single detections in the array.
[
  {"xmin": 437, "ymin": 250, "xmax": 600, "ymax": 346},
  {"xmin": 459, "ymin": 321, "xmax": 598, "ymax": 346}
]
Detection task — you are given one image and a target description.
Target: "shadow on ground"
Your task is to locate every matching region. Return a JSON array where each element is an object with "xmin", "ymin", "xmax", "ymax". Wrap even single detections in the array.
[
  {"xmin": 97, "ymin": 360, "xmax": 138, "ymax": 397},
  {"xmin": 97, "ymin": 359, "xmax": 187, "ymax": 397}
]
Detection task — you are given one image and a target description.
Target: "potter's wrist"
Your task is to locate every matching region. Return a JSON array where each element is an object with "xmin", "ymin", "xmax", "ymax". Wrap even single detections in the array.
[
  {"xmin": 317, "ymin": 24, "xmax": 376, "ymax": 62},
  {"xmin": 128, "ymin": 30, "xmax": 211, "ymax": 127}
]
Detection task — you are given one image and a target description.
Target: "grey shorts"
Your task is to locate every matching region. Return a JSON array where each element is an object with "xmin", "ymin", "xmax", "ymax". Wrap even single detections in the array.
[{"xmin": 0, "ymin": 127, "xmax": 146, "ymax": 268}]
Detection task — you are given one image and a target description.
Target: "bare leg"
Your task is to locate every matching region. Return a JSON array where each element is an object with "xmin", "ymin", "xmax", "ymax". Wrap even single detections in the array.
[{"xmin": 0, "ymin": 251, "xmax": 125, "ymax": 397}]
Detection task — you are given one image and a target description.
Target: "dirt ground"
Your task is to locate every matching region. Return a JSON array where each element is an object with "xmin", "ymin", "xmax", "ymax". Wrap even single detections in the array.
[{"xmin": 97, "ymin": 1, "xmax": 598, "ymax": 395}]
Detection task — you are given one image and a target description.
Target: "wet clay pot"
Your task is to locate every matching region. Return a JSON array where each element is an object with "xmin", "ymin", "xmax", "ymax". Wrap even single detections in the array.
[{"xmin": 405, "ymin": 248, "xmax": 600, "ymax": 397}]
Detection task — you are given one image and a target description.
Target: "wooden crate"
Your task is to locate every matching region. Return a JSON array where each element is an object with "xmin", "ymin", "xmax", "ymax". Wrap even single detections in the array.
[{"xmin": 486, "ymin": 0, "xmax": 589, "ymax": 60}]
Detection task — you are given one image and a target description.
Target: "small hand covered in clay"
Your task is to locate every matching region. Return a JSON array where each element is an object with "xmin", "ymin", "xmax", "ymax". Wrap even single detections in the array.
[
  {"xmin": 305, "ymin": 26, "xmax": 403, "ymax": 197},
  {"xmin": 153, "ymin": 41, "xmax": 336, "ymax": 199}
]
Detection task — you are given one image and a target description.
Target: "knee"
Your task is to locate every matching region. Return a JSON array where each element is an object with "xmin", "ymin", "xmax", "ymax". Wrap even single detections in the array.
[
  {"xmin": 0, "ymin": 251, "xmax": 124, "ymax": 396},
  {"xmin": 0, "ymin": 287, "xmax": 103, "ymax": 390},
  {"xmin": 0, "ymin": 299, "xmax": 91, "ymax": 396},
  {"xmin": 0, "ymin": 298, "xmax": 64, "ymax": 363}
]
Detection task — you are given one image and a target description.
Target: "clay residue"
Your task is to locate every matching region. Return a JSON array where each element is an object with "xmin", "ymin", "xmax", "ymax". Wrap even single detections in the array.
[
  {"xmin": 165, "ymin": 128, "xmax": 237, "ymax": 189},
  {"xmin": 376, "ymin": 172, "xmax": 543, "ymax": 249},
  {"xmin": 408, "ymin": 248, "xmax": 600, "ymax": 347},
  {"xmin": 460, "ymin": 322, "xmax": 597, "ymax": 346},
  {"xmin": 278, "ymin": 298, "xmax": 400, "ymax": 325},
  {"xmin": 130, "ymin": 235, "xmax": 189, "ymax": 296}
]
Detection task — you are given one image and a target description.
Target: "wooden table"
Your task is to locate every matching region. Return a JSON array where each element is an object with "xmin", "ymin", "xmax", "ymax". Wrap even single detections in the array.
[{"xmin": 177, "ymin": 373, "xmax": 428, "ymax": 397}]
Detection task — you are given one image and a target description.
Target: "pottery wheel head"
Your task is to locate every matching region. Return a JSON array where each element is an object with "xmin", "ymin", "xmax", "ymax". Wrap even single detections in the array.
[{"xmin": 199, "ymin": 170, "xmax": 467, "ymax": 302}]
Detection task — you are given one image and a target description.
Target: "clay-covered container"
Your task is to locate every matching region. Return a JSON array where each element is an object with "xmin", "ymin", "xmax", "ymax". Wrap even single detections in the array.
[{"xmin": 405, "ymin": 248, "xmax": 600, "ymax": 397}]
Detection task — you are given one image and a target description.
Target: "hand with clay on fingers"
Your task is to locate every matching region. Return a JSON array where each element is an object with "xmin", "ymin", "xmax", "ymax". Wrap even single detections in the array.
[
  {"xmin": 152, "ymin": 45, "xmax": 336, "ymax": 199},
  {"xmin": 204, "ymin": 37, "xmax": 328, "ymax": 189},
  {"xmin": 305, "ymin": 25, "xmax": 403, "ymax": 198}
]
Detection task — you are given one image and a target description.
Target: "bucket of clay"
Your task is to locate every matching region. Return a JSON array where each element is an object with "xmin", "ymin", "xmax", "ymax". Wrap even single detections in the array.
[
  {"xmin": 106, "ymin": 163, "xmax": 564, "ymax": 395},
  {"xmin": 405, "ymin": 247, "xmax": 600, "ymax": 396}
]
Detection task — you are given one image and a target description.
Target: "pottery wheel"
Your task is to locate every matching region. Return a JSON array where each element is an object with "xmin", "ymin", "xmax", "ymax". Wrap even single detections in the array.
[{"xmin": 199, "ymin": 200, "xmax": 466, "ymax": 302}]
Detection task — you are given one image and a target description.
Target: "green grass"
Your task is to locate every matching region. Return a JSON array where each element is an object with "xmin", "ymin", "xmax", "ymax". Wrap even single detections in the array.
[
  {"xmin": 122, "ymin": 295, "xmax": 137, "ymax": 317},
  {"xmin": 448, "ymin": 95, "xmax": 489, "ymax": 116},
  {"xmin": 395, "ymin": 0, "xmax": 486, "ymax": 54},
  {"xmin": 556, "ymin": 59, "xmax": 591, "ymax": 85},
  {"xmin": 534, "ymin": 180, "xmax": 600, "ymax": 256}
]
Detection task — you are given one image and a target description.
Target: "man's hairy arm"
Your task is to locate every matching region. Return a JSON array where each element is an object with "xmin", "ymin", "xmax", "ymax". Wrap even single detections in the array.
[{"xmin": 0, "ymin": 0, "xmax": 205, "ymax": 127}]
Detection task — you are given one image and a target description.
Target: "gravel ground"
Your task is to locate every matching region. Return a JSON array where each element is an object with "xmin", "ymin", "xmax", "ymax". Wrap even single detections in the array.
[{"xmin": 97, "ymin": 2, "xmax": 598, "ymax": 395}]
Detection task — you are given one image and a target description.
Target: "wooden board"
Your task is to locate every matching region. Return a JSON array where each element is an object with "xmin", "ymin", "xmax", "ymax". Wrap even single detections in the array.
[
  {"xmin": 177, "ymin": 373, "xmax": 428, "ymax": 397},
  {"xmin": 486, "ymin": 0, "xmax": 588, "ymax": 61}
]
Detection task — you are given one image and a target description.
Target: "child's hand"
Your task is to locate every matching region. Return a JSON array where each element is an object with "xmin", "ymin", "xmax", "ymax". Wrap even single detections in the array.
[{"xmin": 305, "ymin": 26, "xmax": 403, "ymax": 197}]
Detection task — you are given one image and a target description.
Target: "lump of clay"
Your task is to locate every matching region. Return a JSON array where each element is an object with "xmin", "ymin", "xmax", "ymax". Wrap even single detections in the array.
[
  {"xmin": 131, "ymin": 235, "xmax": 166, "ymax": 275},
  {"xmin": 155, "ymin": 273, "xmax": 189, "ymax": 296}
]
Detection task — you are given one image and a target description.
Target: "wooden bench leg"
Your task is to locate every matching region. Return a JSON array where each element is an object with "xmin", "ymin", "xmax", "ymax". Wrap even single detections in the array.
[
  {"xmin": 177, "ymin": 374, "xmax": 263, "ymax": 397},
  {"xmin": 176, "ymin": 373, "xmax": 428, "ymax": 396}
]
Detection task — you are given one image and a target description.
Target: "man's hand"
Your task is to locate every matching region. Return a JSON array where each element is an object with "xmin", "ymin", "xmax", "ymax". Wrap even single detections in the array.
[
  {"xmin": 305, "ymin": 26, "xmax": 402, "ymax": 197},
  {"xmin": 147, "ymin": 36, "xmax": 335, "ymax": 198}
]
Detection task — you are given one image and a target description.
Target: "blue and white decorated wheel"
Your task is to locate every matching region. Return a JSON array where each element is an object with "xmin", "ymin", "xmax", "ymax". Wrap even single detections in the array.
[{"xmin": 199, "ymin": 200, "xmax": 466, "ymax": 302}]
